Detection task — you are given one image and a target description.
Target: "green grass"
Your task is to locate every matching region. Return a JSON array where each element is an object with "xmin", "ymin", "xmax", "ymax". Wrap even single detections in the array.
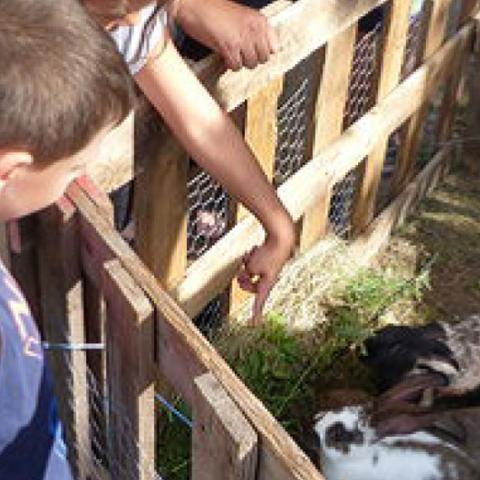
[{"xmin": 156, "ymin": 263, "xmax": 433, "ymax": 479}]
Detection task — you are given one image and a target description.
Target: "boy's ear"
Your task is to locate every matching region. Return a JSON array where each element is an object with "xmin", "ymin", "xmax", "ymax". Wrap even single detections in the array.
[{"xmin": 0, "ymin": 151, "xmax": 34, "ymax": 188}]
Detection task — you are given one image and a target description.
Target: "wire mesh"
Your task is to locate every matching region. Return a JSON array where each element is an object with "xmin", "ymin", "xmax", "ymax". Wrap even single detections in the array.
[
  {"xmin": 402, "ymin": 8, "xmax": 426, "ymax": 78},
  {"xmin": 274, "ymin": 76, "xmax": 310, "ymax": 186},
  {"xmin": 273, "ymin": 55, "xmax": 318, "ymax": 187},
  {"xmin": 329, "ymin": 21, "xmax": 383, "ymax": 237},
  {"xmin": 47, "ymin": 346, "xmax": 163, "ymax": 480},
  {"xmin": 186, "ymin": 166, "xmax": 229, "ymax": 263}
]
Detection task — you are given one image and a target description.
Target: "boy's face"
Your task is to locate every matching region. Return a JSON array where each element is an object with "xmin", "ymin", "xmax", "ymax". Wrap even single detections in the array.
[{"xmin": 0, "ymin": 128, "xmax": 110, "ymax": 222}]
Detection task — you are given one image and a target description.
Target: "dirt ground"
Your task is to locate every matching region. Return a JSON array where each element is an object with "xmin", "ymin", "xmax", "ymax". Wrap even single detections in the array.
[{"xmin": 378, "ymin": 162, "xmax": 480, "ymax": 321}]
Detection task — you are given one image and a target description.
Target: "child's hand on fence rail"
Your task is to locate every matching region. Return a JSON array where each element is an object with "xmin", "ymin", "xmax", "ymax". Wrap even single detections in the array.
[
  {"xmin": 171, "ymin": 0, "xmax": 279, "ymax": 70},
  {"xmin": 237, "ymin": 220, "xmax": 295, "ymax": 325}
]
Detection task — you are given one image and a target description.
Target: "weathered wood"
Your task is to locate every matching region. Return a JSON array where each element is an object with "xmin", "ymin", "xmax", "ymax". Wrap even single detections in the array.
[
  {"xmin": 85, "ymin": 113, "xmax": 135, "ymax": 194},
  {"xmin": 103, "ymin": 259, "xmax": 156, "ymax": 480},
  {"xmin": 8, "ymin": 217, "xmax": 42, "ymax": 324},
  {"xmin": 299, "ymin": 24, "xmax": 357, "ymax": 250},
  {"xmin": 192, "ymin": 373, "xmax": 258, "ymax": 480},
  {"xmin": 352, "ymin": 146, "xmax": 450, "ymax": 264},
  {"xmin": 230, "ymin": 77, "xmax": 284, "ymax": 313},
  {"xmin": 134, "ymin": 130, "xmax": 189, "ymax": 290},
  {"xmin": 174, "ymin": 19, "xmax": 474, "ymax": 317},
  {"xmin": 199, "ymin": 0, "xmax": 390, "ymax": 112},
  {"xmin": 437, "ymin": 0, "xmax": 479, "ymax": 147},
  {"xmin": 392, "ymin": 0, "xmax": 452, "ymax": 196},
  {"xmin": 89, "ymin": 0, "xmax": 391, "ymax": 190},
  {"xmin": 36, "ymin": 199, "xmax": 91, "ymax": 480},
  {"xmin": 352, "ymin": 0, "xmax": 411, "ymax": 232},
  {"xmin": 67, "ymin": 180, "xmax": 325, "ymax": 480}
]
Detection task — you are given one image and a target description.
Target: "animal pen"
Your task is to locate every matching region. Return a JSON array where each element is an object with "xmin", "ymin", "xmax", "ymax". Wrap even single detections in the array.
[{"xmin": 2, "ymin": 0, "xmax": 480, "ymax": 478}]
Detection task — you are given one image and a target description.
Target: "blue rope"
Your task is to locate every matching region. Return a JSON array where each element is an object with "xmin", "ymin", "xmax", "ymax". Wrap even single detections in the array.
[
  {"xmin": 155, "ymin": 393, "xmax": 192, "ymax": 429},
  {"xmin": 42, "ymin": 342, "xmax": 105, "ymax": 351}
]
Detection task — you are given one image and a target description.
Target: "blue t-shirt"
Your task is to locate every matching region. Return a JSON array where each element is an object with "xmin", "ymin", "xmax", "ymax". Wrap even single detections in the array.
[{"xmin": 0, "ymin": 261, "xmax": 72, "ymax": 479}]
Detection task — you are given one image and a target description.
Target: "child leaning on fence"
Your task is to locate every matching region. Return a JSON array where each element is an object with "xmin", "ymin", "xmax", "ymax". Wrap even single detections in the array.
[
  {"xmin": 82, "ymin": 0, "xmax": 296, "ymax": 323},
  {"xmin": 0, "ymin": 0, "xmax": 135, "ymax": 478}
]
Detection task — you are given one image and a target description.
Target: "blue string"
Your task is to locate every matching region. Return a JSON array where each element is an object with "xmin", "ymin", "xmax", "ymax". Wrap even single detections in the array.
[
  {"xmin": 42, "ymin": 342, "xmax": 105, "ymax": 351},
  {"xmin": 155, "ymin": 394, "xmax": 192, "ymax": 429}
]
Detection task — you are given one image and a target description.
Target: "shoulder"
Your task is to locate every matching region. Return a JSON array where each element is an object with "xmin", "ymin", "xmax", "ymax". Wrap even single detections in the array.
[{"xmin": 109, "ymin": 4, "xmax": 168, "ymax": 75}]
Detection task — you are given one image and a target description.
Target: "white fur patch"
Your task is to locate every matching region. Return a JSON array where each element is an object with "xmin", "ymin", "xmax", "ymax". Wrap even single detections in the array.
[{"xmin": 314, "ymin": 408, "xmax": 448, "ymax": 480}]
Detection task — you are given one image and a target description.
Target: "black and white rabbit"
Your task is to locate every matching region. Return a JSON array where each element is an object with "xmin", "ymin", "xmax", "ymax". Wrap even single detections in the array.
[
  {"xmin": 362, "ymin": 315, "xmax": 480, "ymax": 400},
  {"xmin": 313, "ymin": 402, "xmax": 480, "ymax": 480}
]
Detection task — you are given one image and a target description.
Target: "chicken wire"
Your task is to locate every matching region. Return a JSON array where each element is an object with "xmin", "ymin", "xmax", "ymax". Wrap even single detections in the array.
[
  {"xmin": 274, "ymin": 55, "xmax": 318, "ymax": 187},
  {"xmin": 329, "ymin": 21, "xmax": 383, "ymax": 237},
  {"xmin": 43, "ymin": 307, "xmax": 162, "ymax": 480}
]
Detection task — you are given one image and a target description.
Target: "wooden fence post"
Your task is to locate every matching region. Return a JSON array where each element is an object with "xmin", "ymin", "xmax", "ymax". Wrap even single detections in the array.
[
  {"xmin": 391, "ymin": 0, "xmax": 452, "ymax": 195},
  {"xmin": 352, "ymin": 0, "xmax": 411, "ymax": 232},
  {"xmin": 436, "ymin": 0, "xmax": 479, "ymax": 172},
  {"xmin": 192, "ymin": 373, "xmax": 258, "ymax": 480},
  {"xmin": 134, "ymin": 127, "xmax": 189, "ymax": 291},
  {"xmin": 299, "ymin": 24, "xmax": 357, "ymax": 250},
  {"xmin": 103, "ymin": 259, "xmax": 156, "ymax": 480},
  {"xmin": 37, "ymin": 199, "xmax": 91, "ymax": 480},
  {"xmin": 229, "ymin": 78, "xmax": 284, "ymax": 314}
]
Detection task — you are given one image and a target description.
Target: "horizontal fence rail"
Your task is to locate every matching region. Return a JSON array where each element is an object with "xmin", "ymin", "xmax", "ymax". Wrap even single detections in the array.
[{"xmin": 6, "ymin": 0, "xmax": 480, "ymax": 479}]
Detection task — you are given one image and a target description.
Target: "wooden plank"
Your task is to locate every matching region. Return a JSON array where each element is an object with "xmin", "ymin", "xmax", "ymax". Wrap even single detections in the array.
[
  {"xmin": 36, "ymin": 199, "xmax": 91, "ymax": 480},
  {"xmin": 8, "ymin": 216, "xmax": 42, "ymax": 324},
  {"xmin": 392, "ymin": 0, "xmax": 452, "ymax": 196},
  {"xmin": 85, "ymin": 112, "xmax": 135, "ymax": 194},
  {"xmin": 436, "ymin": 0, "xmax": 479, "ymax": 147},
  {"xmin": 134, "ymin": 131, "xmax": 189, "ymax": 290},
  {"xmin": 103, "ymin": 259, "xmax": 156, "ymax": 480},
  {"xmin": 89, "ymin": 0, "xmax": 392, "ymax": 189},
  {"xmin": 192, "ymin": 373, "xmax": 258, "ymax": 480},
  {"xmin": 352, "ymin": 0, "xmax": 411, "ymax": 232},
  {"xmin": 229, "ymin": 77, "xmax": 284, "ymax": 314},
  {"xmin": 198, "ymin": 0, "xmax": 390, "ymax": 112},
  {"xmin": 299, "ymin": 24, "xmax": 357, "ymax": 251},
  {"xmin": 351, "ymin": 146, "xmax": 450, "ymax": 264},
  {"xmin": 174, "ymin": 19, "xmax": 475, "ymax": 317},
  {"xmin": 67, "ymin": 180, "xmax": 325, "ymax": 480}
]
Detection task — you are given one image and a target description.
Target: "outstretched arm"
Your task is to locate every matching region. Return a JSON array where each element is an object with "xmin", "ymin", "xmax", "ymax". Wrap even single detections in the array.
[
  {"xmin": 136, "ymin": 36, "xmax": 294, "ymax": 321},
  {"xmin": 169, "ymin": 0, "xmax": 278, "ymax": 70}
]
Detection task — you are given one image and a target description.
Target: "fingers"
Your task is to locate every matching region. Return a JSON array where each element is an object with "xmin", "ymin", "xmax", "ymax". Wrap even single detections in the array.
[
  {"xmin": 222, "ymin": 12, "xmax": 278, "ymax": 71},
  {"xmin": 224, "ymin": 47, "xmax": 243, "ymax": 71},
  {"xmin": 266, "ymin": 22, "xmax": 279, "ymax": 54},
  {"xmin": 251, "ymin": 276, "xmax": 273, "ymax": 324},
  {"xmin": 240, "ymin": 42, "xmax": 260, "ymax": 70}
]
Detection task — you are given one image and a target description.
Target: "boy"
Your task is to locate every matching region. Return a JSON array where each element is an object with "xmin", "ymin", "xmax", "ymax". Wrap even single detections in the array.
[
  {"xmin": 0, "ymin": 0, "xmax": 134, "ymax": 477},
  {"xmin": 83, "ymin": 0, "xmax": 296, "ymax": 322}
]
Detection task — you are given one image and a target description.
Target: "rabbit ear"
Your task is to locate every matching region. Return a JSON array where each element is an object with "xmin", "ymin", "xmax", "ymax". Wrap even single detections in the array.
[
  {"xmin": 376, "ymin": 372, "xmax": 447, "ymax": 406},
  {"xmin": 373, "ymin": 411, "xmax": 438, "ymax": 438}
]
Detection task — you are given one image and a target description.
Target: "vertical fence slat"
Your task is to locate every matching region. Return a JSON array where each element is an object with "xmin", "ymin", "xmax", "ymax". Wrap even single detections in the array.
[
  {"xmin": 352, "ymin": 0, "xmax": 411, "ymax": 232},
  {"xmin": 192, "ymin": 373, "xmax": 258, "ymax": 480},
  {"xmin": 135, "ymin": 133, "xmax": 189, "ymax": 290},
  {"xmin": 103, "ymin": 258, "xmax": 156, "ymax": 480},
  {"xmin": 229, "ymin": 78, "xmax": 284, "ymax": 314},
  {"xmin": 8, "ymin": 217, "xmax": 42, "ymax": 323},
  {"xmin": 37, "ymin": 199, "xmax": 91, "ymax": 480},
  {"xmin": 299, "ymin": 24, "xmax": 357, "ymax": 250},
  {"xmin": 392, "ymin": 0, "xmax": 452, "ymax": 195},
  {"xmin": 436, "ymin": 0, "xmax": 478, "ymax": 149}
]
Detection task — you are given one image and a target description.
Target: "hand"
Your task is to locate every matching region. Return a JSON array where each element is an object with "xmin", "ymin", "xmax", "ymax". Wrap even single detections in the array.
[
  {"xmin": 237, "ymin": 218, "xmax": 295, "ymax": 325},
  {"xmin": 174, "ymin": 0, "xmax": 279, "ymax": 70}
]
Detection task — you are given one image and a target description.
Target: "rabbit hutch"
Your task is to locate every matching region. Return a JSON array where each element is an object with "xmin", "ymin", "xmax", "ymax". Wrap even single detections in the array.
[{"xmin": 2, "ymin": 0, "xmax": 479, "ymax": 478}]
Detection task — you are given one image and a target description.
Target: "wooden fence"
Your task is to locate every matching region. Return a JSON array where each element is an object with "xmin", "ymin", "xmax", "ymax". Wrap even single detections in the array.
[{"xmin": 5, "ymin": 0, "xmax": 480, "ymax": 479}]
